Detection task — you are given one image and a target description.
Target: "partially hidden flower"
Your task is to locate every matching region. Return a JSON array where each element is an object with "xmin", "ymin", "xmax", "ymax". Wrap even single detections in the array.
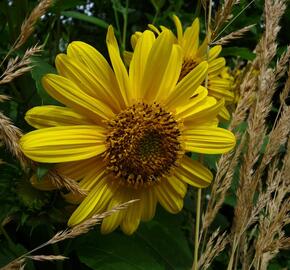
[
  {"xmin": 125, "ymin": 15, "xmax": 236, "ymax": 120},
  {"xmin": 20, "ymin": 26, "xmax": 235, "ymax": 235}
]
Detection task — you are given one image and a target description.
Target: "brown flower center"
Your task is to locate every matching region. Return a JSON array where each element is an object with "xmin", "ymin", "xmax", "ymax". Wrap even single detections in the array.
[
  {"xmin": 104, "ymin": 102, "xmax": 181, "ymax": 188},
  {"xmin": 179, "ymin": 58, "xmax": 198, "ymax": 81}
]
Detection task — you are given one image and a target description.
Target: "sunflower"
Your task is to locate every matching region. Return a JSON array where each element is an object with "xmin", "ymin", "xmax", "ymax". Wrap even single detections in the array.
[
  {"xmin": 125, "ymin": 15, "xmax": 235, "ymax": 120},
  {"xmin": 20, "ymin": 26, "xmax": 235, "ymax": 235}
]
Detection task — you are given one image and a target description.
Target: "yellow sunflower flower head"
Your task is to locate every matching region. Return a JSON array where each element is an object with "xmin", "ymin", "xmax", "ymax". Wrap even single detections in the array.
[
  {"xmin": 20, "ymin": 26, "xmax": 236, "ymax": 235},
  {"xmin": 125, "ymin": 15, "xmax": 236, "ymax": 120}
]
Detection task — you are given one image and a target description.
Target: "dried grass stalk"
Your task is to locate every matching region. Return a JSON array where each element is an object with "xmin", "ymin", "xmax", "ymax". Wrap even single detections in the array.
[
  {"xmin": 0, "ymin": 258, "xmax": 25, "ymax": 270},
  {"xmin": 213, "ymin": 0, "xmax": 240, "ymax": 35},
  {"xmin": 233, "ymin": 0, "xmax": 286, "ymax": 238},
  {"xmin": 0, "ymin": 45, "xmax": 42, "ymax": 85},
  {"xmin": 49, "ymin": 199, "xmax": 138, "ymax": 244},
  {"xmin": 0, "ymin": 112, "xmax": 29, "ymax": 168},
  {"xmin": 198, "ymin": 229, "xmax": 228, "ymax": 270},
  {"xmin": 212, "ymin": 24, "xmax": 255, "ymax": 45},
  {"xmin": 15, "ymin": 0, "xmax": 53, "ymax": 49},
  {"xmin": 275, "ymin": 46, "xmax": 290, "ymax": 80},
  {"xmin": 47, "ymin": 170, "xmax": 87, "ymax": 196},
  {"xmin": 25, "ymin": 255, "xmax": 67, "ymax": 261},
  {"xmin": 0, "ymin": 95, "xmax": 11, "ymax": 102},
  {"xmin": 251, "ymin": 150, "xmax": 290, "ymax": 269},
  {"xmin": 201, "ymin": 71, "xmax": 255, "ymax": 233},
  {"xmin": 279, "ymin": 67, "xmax": 290, "ymax": 106}
]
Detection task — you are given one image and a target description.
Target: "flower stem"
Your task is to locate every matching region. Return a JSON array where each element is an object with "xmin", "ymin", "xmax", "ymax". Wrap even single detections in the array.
[
  {"xmin": 121, "ymin": 0, "xmax": 129, "ymax": 53},
  {"xmin": 192, "ymin": 188, "xmax": 202, "ymax": 270}
]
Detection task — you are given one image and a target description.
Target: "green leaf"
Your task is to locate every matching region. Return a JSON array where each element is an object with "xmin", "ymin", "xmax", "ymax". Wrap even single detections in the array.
[
  {"xmin": 150, "ymin": 0, "xmax": 166, "ymax": 11},
  {"xmin": 221, "ymin": 47, "xmax": 256, "ymax": 61},
  {"xmin": 75, "ymin": 209, "xmax": 192, "ymax": 270},
  {"xmin": 30, "ymin": 57, "xmax": 58, "ymax": 105},
  {"xmin": 36, "ymin": 163, "xmax": 54, "ymax": 181},
  {"xmin": 61, "ymin": 11, "xmax": 109, "ymax": 29}
]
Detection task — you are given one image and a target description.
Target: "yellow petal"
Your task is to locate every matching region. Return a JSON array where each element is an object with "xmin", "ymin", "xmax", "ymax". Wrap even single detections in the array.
[
  {"xmin": 68, "ymin": 175, "xmax": 118, "ymax": 226},
  {"xmin": 208, "ymin": 78, "xmax": 234, "ymax": 101},
  {"xmin": 20, "ymin": 125, "xmax": 106, "ymax": 163},
  {"xmin": 154, "ymin": 44, "xmax": 183, "ymax": 102},
  {"xmin": 63, "ymin": 162, "xmax": 106, "ymax": 205},
  {"xmin": 30, "ymin": 175, "xmax": 57, "ymax": 191},
  {"xmin": 62, "ymin": 192, "xmax": 84, "ymax": 204},
  {"xmin": 183, "ymin": 127, "xmax": 236, "ymax": 154},
  {"xmin": 208, "ymin": 45, "xmax": 222, "ymax": 61},
  {"xmin": 78, "ymin": 161, "xmax": 107, "ymax": 191},
  {"xmin": 106, "ymin": 25, "xmax": 132, "ymax": 106},
  {"xmin": 121, "ymin": 190, "xmax": 142, "ymax": 235},
  {"xmin": 180, "ymin": 96, "xmax": 217, "ymax": 121},
  {"xmin": 130, "ymin": 31, "xmax": 142, "ymax": 49},
  {"xmin": 56, "ymin": 157, "xmax": 102, "ymax": 181},
  {"xmin": 182, "ymin": 18, "xmax": 199, "ymax": 58},
  {"xmin": 208, "ymin": 58, "xmax": 226, "ymax": 77},
  {"xmin": 148, "ymin": 24, "xmax": 160, "ymax": 35},
  {"xmin": 42, "ymin": 74, "xmax": 115, "ymax": 123},
  {"xmin": 175, "ymin": 156, "xmax": 212, "ymax": 188},
  {"xmin": 101, "ymin": 188, "xmax": 128, "ymax": 234},
  {"xmin": 154, "ymin": 181, "xmax": 183, "ymax": 214},
  {"xmin": 172, "ymin": 14, "xmax": 183, "ymax": 43},
  {"xmin": 67, "ymin": 41, "xmax": 125, "ymax": 109},
  {"xmin": 25, "ymin": 105, "xmax": 93, "ymax": 129},
  {"xmin": 142, "ymin": 30, "xmax": 176, "ymax": 102},
  {"xmin": 55, "ymin": 54, "xmax": 121, "ymax": 112},
  {"xmin": 184, "ymin": 98, "xmax": 225, "ymax": 125},
  {"xmin": 165, "ymin": 175, "xmax": 187, "ymax": 197},
  {"xmin": 196, "ymin": 35, "xmax": 210, "ymax": 59},
  {"xmin": 140, "ymin": 190, "xmax": 157, "ymax": 221},
  {"xmin": 174, "ymin": 86, "xmax": 208, "ymax": 120},
  {"xmin": 165, "ymin": 61, "xmax": 208, "ymax": 109},
  {"xmin": 123, "ymin": 51, "xmax": 133, "ymax": 66},
  {"xmin": 129, "ymin": 30, "xmax": 155, "ymax": 100},
  {"xmin": 218, "ymin": 105, "xmax": 231, "ymax": 120}
]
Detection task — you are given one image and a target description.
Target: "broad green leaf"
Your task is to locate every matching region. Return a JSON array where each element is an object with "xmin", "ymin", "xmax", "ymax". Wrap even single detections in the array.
[
  {"xmin": 30, "ymin": 57, "xmax": 58, "ymax": 105},
  {"xmin": 61, "ymin": 11, "xmax": 109, "ymax": 29},
  {"xmin": 75, "ymin": 208, "xmax": 192, "ymax": 270},
  {"xmin": 221, "ymin": 47, "xmax": 256, "ymax": 60}
]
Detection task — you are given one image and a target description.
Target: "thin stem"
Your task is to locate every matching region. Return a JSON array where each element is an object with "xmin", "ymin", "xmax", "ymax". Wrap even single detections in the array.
[
  {"xmin": 194, "ymin": 0, "xmax": 201, "ymax": 19},
  {"xmin": 227, "ymin": 235, "xmax": 238, "ymax": 270},
  {"xmin": 121, "ymin": 0, "xmax": 129, "ymax": 53},
  {"xmin": 192, "ymin": 188, "xmax": 202, "ymax": 270},
  {"xmin": 152, "ymin": 9, "xmax": 159, "ymax": 25},
  {"xmin": 112, "ymin": 0, "xmax": 122, "ymax": 45}
]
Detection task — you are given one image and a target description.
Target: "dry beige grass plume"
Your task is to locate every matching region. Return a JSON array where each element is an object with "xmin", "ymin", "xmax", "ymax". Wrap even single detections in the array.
[
  {"xmin": 212, "ymin": 24, "xmax": 255, "ymax": 45},
  {"xmin": 198, "ymin": 229, "xmax": 228, "ymax": 270},
  {"xmin": 15, "ymin": 0, "xmax": 53, "ymax": 49},
  {"xmin": 47, "ymin": 170, "xmax": 88, "ymax": 196},
  {"xmin": 0, "ymin": 45, "xmax": 42, "ymax": 85},
  {"xmin": 0, "ymin": 112, "xmax": 29, "ymax": 168},
  {"xmin": 0, "ymin": 95, "xmax": 11, "ymax": 102},
  {"xmin": 199, "ymin": 1, "xmax": 290, "ymax": 269},
  {"xmin": 213, "ymin": 0, "xmax": 240, "ymax": 36}
]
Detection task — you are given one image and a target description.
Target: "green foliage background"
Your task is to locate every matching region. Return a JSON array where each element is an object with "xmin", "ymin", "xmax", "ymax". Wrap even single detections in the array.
[{"xmin": 0, "ymin": 0, "xmax": 289, "ymax": 269}]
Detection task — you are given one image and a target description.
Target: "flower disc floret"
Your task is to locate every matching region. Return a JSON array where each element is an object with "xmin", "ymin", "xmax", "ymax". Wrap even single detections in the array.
[{"xmin": 105, "ymin": 102, "xmax": 182, "ymax": 188}]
